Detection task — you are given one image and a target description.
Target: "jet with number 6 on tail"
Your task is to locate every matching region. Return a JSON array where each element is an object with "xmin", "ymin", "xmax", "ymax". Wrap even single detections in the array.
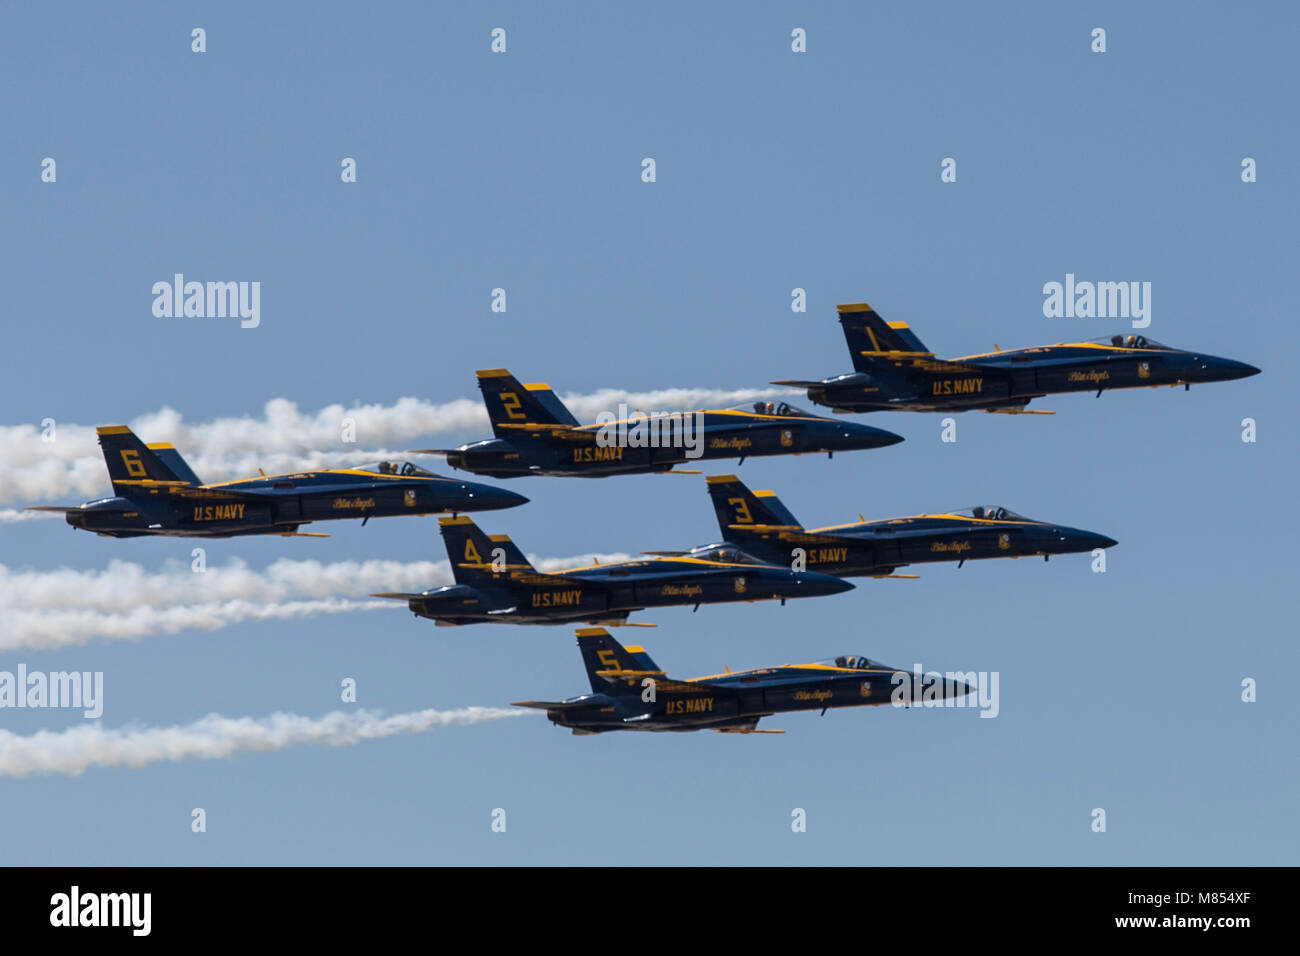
[
  {"xmin": 25, "ymin": 426, "xmax": 527, "ymax": 538},
  {"xmin": 702, "ymin": 475, "xmax": 1116, "ymax": 577},
  {"xmin": 370, "ymin": 515, "xmax": 853, "ymax": 626},
  {"xmin": 408, "ymin": 368, "xmax": 903, "ymax": 477},
  {"xmin": 774, "ymin": 302, "xmax": 1260, "ymax": 415},
  {"xmin": 514, "ymin": 628, "xmax": 974, "ymax": 734}
]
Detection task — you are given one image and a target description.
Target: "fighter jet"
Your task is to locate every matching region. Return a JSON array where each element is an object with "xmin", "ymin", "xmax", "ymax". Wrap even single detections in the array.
[
  {"xmin": 370, "ymin": 515, "xmax": 853, "ymax": 626},
  {"xmin": 703, "ymin": 475, "xmax": 1116, "ymax": 576},
  {"xmin": 774, "ymin": 303, "xmax": 1261, "ymax": 414},
  {"xmin": 26, "ymin": 426, "xmax": 528, "ymax": 538},
  {"xmin": 408, "ymin": 368, "xmax": 903, "ymax": 477},
  {"xmin": 514, "ymin": 628, "xmax": 975, "ymax": 734}
]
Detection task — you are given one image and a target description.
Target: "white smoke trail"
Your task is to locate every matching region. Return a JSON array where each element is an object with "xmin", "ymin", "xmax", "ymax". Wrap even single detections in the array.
[
  {"xmin": 0, "ymin": 386, "xmax": 797, "ymax": 504},
  {"xmin": 0, "ymin": 553, "xmax": 633, "ymax": 652},
  {"xmin": 0, "ymin": 706, "xmax": 534, "ymax": 778}
]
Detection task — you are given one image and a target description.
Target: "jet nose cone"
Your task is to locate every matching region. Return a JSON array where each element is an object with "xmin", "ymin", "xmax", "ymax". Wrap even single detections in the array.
[
  {"xmin": 952, "ymin": 681, "xmax": 977, "ymax": 700},
  {"xmin": 463, "ymin": 483, "xmax": 529, "ymax": 511},
  {"xmin": 1058, "ymin": 528, "xmax": 1117, "ymax": 552},
  {"xmin": 844, "ymin": 423, "xmax": 905, "ymax": 449},
  {"xmin": 1202, "ymin": 357, "xmax": 1260, "ymax": 381},
  {"xmin": 793, "ymin": 570, "xmax": 855, "ymax": 596}
]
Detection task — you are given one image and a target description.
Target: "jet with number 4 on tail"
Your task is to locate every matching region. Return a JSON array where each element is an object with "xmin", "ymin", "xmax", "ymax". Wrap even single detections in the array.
[
  {"xmin": 408, "ymin": 368, "xmax": 903, "ymax": 477},
  {"xmin": 774, "ymin": 302, "xmax": 1260, "ymax": 414},
  {"xmin": 370, "ymin": 515, "xmax": 853, "ymax": 626},
  {"xmin": 25, "ymin": 426, "xmax": 528, "ymax": 538},
  {"xmin": 514, "ymin": 628, "xmax": 974, "ymax": 734},
  {"xmin": 704, "ymin": 475, "xmax": 1116, "ymax": 577}
]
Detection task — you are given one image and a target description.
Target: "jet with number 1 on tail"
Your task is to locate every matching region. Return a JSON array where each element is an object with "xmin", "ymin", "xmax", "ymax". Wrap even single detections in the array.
[
  {"xmin": 370, "ymin": 515, "xmax": 853, "ymax": 626},
  {"xmin": 775, "ymin": 302, "xmax": 1260, "ymax": 415},
  {"xmin": 408, "ymin": 368, "xmax": 903, "ymax": 477},
  {"xmin": 703, "ymin": 475, "xmax": 1116, "ymax": 577},
  {"xmin": 25, "ymin": 426, "xmax": 528, "ymax": 538},
  {"xmin": 514, "ymin": 628, "xmax": 974, "ymax": 734}
]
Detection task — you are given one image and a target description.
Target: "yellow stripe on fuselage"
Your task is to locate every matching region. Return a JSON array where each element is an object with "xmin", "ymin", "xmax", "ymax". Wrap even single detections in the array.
[
  {"xmin": 951, "ymin": 341, "xmax": 1167, "ymax": 362},
  {"xmin": 202, "ymin": 469, "xmax": 452, "ymax": 488},
  {"xmin": 807, "ymin": 513, "xmax": 1048, "ymax": 532}
]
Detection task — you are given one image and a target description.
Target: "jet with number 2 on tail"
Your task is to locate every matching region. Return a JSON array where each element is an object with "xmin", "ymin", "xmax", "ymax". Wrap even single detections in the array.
[
  {"xmin": 370, "ymin": 515, "xmax": 853, "ymax": 626},
  {"xmin": 703, "ymin": 475, "xmax": 1116, "ymax": 577},
  {"xmin": 25, "ymin": 426, "xmax": 527, "ymax": 538},
  {"xmin": 408, "ymin": 368, "xmax": 903, "ymax": 477},
  {"xmin": 774, "ymin": 302, "xmax": 1260, "ymax": 415},
  {"xmin": 514, "ymin": 628, "xmax": 974, "ymax": 734}
]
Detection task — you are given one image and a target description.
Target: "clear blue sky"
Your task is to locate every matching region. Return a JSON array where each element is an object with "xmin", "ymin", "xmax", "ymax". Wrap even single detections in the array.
[{"xmin": 2, "ymin": 2, "xmax": 1295, "ymax": 864}]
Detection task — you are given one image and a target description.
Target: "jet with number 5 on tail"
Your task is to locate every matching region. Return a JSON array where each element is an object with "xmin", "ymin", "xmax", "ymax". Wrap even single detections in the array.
[
  {"xmin": 514, "ymin": 627, "xmax": 974, "ymax": 734},
  {"xmin": 408, "ymin": 368, "xmax": 903, "ymax": 477},
  {"xmin": 703, "ymin": 475, "xmax": 1116, "ymax": 577},
  {"xmin": 370, "ymin": 515, "xmax": 853, "ymax": 626},
  {"xmin": 25, "ymin": 426, "xmax": 528, "ymax": 538},
  {"xmin": 774, "ymin": 302, "xmax": 1260, "ymax": 414}
]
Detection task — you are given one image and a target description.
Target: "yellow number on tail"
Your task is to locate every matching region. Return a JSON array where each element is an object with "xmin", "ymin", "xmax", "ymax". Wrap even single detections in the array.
[
  {"xmin": 597, "ymin": 649, "xmax": 621, "ymax": 672},
  {"xmin": 728, "ymin": 497, "xmax": 753, "ymax": 524},
  {"xmin": 464, "ymin": 539, "xmax": 482, "ymax": 564},
  {"xmin": 501, "ymin": 392, "xmax": 525, "ymax": 420},
  {"xmin": 120, "ymin": 449, "xmax": 146, "ymax": 478}
]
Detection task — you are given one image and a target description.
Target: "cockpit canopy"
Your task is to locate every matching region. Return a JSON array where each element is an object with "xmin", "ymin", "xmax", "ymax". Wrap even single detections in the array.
[
  {"xmin": 952, "ymin": 505, "xmax": 1028, "ymax": 521},
  {"xmin": 1086, "ymin": 334, "xmax": 1168, "ymax": 350},
  {"xmin": 814, "ymin": 654, "xmax": 886, "ymax": 670},
  {"xmin": 733, "ymin": 400, "xmax": 813, "ymax": 418},
  {"xmin": 354, "ymin": 461, "xmax": 436, "ymax": 477},
  {"xmin": 683, "ymin": 543, "xmax": 770, "ymax": 566}
]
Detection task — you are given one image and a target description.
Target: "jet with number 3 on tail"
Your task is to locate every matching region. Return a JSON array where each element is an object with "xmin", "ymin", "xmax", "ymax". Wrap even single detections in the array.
[
  {"xmin": 25, "ymin": 426, "xmax": 528, "ymax": 538},
  {"xmin": 409, "ymin": 368, "xmax": 903, "ymax": 477},
  {"xmin": 774, "ymin": 302, "xmax": 1260, "ymax": 415},
  {"xmin": 370, "ymin": 515, "xmax": 853, "ymax": 626},
  {"xmin": 513, "ymin": 628, "xmax": 974, "ymax": 734},
  {"xmin": 703, "ymin": 475, "xmax": 1116, "ymax": 577}
]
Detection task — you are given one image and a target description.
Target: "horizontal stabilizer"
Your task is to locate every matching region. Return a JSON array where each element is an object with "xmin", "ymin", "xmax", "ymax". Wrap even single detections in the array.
[
  {"xmin": 512, "ymin": 699, "xmax": 587, "ymax": 711},
  {"xmin": 406, "ymin": 448, "xmax": 455, "ymax": 455},
  {"xmin": 23, "ymin": 505, "xmax": 80, "ymax": 512},
  {"xmin": 770, "ymin": 379, "xmax": 824, "ymax": 388},
  {"xmin": 370, "ymin": 591, "xmax": 425, "ymax": 600},
  {"xmin": 278, "ymin": 531, "xmax": 329, "ymax": 538}
]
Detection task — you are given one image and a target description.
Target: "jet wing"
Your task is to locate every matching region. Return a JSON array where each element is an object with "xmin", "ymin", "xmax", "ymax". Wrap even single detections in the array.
[
  {"xmin": 894, "ymin": 356, "xmax": 987, "ymax": 374},
  {"xmin": 727, "ymin": 525, "xmax": 850, "ymax": 545},
  {"xmin": 508, "ymin": 570, "xmax": 587, "ymax": 586},
  {"xmin": 716, "ymin": 727, "xmax": 785, "ymax": 734},
  {"xmin": 594, "ymin": 669, "xmax": 698, "ymax": 695},
  {"xmin": 114, "ymin": 480, "xmax": 263, "ymax": 502},
  {"xmin": 493, "ymin": 422, "xmax": 600, "ymax": 443}
]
